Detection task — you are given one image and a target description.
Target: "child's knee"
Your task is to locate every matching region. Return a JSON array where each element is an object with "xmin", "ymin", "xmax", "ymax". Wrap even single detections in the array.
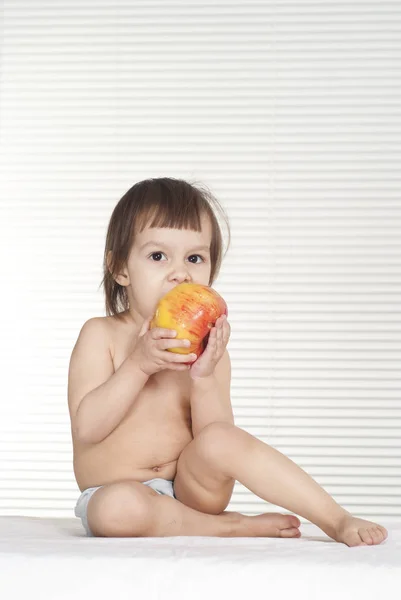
[{"xmin": 87, "ymin": 480, "xmax": 159, "ymax": 537}]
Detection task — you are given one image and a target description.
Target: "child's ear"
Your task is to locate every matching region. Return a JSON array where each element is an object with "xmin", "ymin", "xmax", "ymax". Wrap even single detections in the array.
[
  {"xmin": 107, "ymin": 250, "xmax": 130, "ymax": 286},
  {"xmin": 114, "ymin": 268, "xmax": 130, "ymax": 287}
]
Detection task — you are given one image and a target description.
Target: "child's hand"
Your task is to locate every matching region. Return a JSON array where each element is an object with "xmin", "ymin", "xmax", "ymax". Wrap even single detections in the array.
[
  {"xmin": 132, "ymin": 316, "xmax": 197, "ymax": 377},
  {"xmin": 189, "ymin": 314, "xmax": 231, "ymax": 380}
]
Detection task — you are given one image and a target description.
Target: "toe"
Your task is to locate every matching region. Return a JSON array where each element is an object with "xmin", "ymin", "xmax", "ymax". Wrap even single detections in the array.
[
  {"xmin": 370, "ymin": 527, "xmax": 385, "ymax": 544},
  {"xmin": 280, "ymin": 515, "xmax": 299, "ymax": 530},
  {"xmin": 359, "ymin": 528, "xmax": 374, "ymax": 545},
  {"xmin": 281, "ymin": 527, "xmax": 301, "ymax": 538},
  {"xmin": 368, "ymin": 528, "xmax": 379, "ymax": 544},
  {"xmin": 345, "ymin": 531, "xmax": 367, "ymax": 547},
  {"xmin": 281, "ymin": 514, "xmax": 301, "ymax": 529}
]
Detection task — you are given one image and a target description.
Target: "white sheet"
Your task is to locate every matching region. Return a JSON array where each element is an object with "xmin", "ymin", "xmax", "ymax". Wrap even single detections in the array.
[{"xmin": 0, "ymin": 517, "xmax": 399, "ymax": 600}]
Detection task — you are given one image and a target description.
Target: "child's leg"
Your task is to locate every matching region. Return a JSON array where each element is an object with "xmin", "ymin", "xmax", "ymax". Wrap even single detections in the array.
[
  {"xmin": 183, "ymin": 424, "xmax": 388, "ymax": 547},
  {"xmin": 85, "ymin": 480, "xmax": 301, "ymax": 538}
]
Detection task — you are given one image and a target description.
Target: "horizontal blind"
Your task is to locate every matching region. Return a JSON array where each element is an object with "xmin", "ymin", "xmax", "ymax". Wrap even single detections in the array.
[{"xmin": 0, "ymin": 0, "xmax": 400, "ymax": 522}]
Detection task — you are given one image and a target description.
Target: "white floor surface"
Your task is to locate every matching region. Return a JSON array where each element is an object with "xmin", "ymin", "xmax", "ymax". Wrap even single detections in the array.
[{"xmin": 0, "ymin": 516, "xmax": 399, "ymax": 600}]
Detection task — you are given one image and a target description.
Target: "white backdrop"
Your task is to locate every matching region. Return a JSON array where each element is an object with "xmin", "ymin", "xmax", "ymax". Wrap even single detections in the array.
[{"xmin": 0, "ymin": 0, "xmax": 400, "ymax": 521}]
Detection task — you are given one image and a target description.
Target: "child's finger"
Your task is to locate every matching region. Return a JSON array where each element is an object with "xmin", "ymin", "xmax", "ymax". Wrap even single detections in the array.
[{"xmin": 219, "ymin": 320, "xmax": 224, "ymax": 340}]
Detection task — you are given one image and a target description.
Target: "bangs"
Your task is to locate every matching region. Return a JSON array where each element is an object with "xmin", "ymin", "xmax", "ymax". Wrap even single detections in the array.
[{"xmin": 135, "ymin": 180, "xmax": 204, "ymax": 234}]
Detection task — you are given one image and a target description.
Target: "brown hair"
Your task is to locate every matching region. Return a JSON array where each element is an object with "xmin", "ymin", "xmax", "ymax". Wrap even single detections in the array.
[{"xmin": 100, "ymin": 177, "xmax": 231, "ymax": 319}]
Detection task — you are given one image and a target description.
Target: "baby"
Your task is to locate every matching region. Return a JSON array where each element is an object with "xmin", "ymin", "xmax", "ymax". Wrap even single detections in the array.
[{"xmin": 68, "ymin": 177, "xmax": 388, "ymax": 546}]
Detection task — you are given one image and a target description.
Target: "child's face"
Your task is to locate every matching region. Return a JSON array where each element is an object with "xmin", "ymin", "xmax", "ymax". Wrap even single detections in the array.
[{"xmin": 120, "ymin": 212, "xmax": 213, "ymax": 324}]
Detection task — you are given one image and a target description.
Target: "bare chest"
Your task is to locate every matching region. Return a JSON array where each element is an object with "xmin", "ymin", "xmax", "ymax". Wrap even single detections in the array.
[{"xmin": 110, "ymin": 322, "xmax": 193, "ymax": 451}]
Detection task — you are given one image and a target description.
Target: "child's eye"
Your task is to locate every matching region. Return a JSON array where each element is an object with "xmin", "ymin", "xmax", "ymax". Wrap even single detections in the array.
[
  {"xmin": 189, "ymin": 254, "xmax": 205, "ymax": 264},
  {"xmin": 148, "ymin": 252, "xmax": 205, "ymax": 264},
  {"xmin": 148, "ymin": 251, "xmax": 166, "ymax": 262}
]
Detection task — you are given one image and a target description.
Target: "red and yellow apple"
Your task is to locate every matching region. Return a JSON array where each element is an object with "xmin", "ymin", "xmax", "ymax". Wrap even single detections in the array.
[{"xmin": 150, "ymin": 283, "xmax": 228, "ymax": 360}]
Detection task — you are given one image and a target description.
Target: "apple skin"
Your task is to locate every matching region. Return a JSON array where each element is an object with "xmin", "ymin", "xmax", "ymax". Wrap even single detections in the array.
[{"xmin": 150, "ymin": 283, "xmax": 228, "ymax": 359}]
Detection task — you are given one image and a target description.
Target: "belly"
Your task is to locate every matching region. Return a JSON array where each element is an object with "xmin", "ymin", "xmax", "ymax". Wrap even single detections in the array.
[{"xmin": 73, "ymin": 391, "xmax": 193, "ymax": 491}]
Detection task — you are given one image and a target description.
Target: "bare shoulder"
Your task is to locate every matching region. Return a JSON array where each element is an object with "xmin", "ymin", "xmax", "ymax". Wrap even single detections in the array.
[
  {"xmin": 74, "ymin": 316, "xmax": 113, "ymax": 351},
  {"xmin": 102, "ymin": 311, "xmax": 137, "ymax": 362},
  {"xmin": 72, "ymin": 313, "xmax": 132, "ymax": 360}
]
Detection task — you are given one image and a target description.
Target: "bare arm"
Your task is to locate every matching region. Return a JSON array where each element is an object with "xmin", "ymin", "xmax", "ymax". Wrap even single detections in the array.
[
  {"xmin": 68, "ymin": 318, "xmax": 149, "ymax": 444},
  {"xmin": 189, "ymin": 349, "xmax": 234, "ymax": 436}
]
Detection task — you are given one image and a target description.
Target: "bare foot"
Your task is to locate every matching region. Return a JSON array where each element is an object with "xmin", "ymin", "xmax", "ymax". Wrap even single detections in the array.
[
  {"xmin": 223, "ymin": 511, "xmax": 301, "ymax": 538},
  {"xmin": 328, "ymin": 512, "xmax": 388, "ymax": 547}
]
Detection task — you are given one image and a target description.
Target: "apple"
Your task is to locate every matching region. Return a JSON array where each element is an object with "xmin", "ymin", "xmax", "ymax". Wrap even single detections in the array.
[{"xmin": 150, "ymin": 283, "xmax": 228, "ymax": 360}]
